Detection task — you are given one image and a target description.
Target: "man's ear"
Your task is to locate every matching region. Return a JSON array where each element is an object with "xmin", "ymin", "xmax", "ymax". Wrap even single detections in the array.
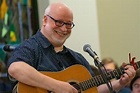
[{"xmin": 43, "ymin": 16, "xmax": 47, "ymax": 27}]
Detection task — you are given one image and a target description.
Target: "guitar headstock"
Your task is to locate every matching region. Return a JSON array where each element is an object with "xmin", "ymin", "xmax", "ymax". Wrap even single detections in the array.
[{"xmin": 129, "ymin": 53, "xmax": 140, "ymax": 70}]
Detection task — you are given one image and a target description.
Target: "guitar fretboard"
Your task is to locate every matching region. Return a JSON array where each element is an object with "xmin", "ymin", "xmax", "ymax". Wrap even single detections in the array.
[{"xmin": 76, "ymin": 61, "xmax": 140, "ymax": 91}]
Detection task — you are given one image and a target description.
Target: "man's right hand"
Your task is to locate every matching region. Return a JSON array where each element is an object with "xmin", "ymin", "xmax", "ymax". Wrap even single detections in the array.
[{"xmin": 50, "ymin": 80, "xmax": 78, "ymax": 93}]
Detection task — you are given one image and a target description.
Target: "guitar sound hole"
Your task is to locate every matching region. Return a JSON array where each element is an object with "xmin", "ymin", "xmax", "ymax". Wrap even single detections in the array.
[
  {"xmin": 69, "ymin": 82, "xmax": 81, "ymax": 93},
  {"xmin": 48, "ymin": 91, "xmax": 53, "ymax": 93}
]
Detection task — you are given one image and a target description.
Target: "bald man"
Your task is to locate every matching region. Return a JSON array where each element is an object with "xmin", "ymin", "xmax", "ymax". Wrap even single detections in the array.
[{"xmin": 8, "ymin": 2, "xmax": 135, "ymax": 93}]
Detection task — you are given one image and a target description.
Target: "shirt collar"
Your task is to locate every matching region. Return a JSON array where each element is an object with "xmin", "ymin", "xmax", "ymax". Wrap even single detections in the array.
[
  {"xmin": 36, "ymin": 30, "xmax": 69, "ymax": 54},
  {"xmin": 36, "ymin": 30, "xmax": 51, "ymax": 48}
]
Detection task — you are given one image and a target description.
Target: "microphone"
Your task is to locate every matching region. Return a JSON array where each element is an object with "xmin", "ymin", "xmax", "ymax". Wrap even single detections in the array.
[
  {"xmin": 83, "ymin": 44, "xmax": 100, "ymax": 62},
  {"xmin": 3, "ymin": 45, "xmax": 15, "ymax": 52},
  {"xmin": 83, "ymin": 44, "xmax": 115, "ymax": 93}
]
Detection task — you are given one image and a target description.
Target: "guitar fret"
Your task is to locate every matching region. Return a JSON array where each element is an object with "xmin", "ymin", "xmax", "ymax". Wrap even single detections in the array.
[
  {"xmin": 97, "ymin": 76, "xmax": 101, "ymax": 84},
  {"xmin": 116, "ymin": 68, "xmax": 122, "ymax": 79},
  {"xmin": 92, "ymin": 77, "xmax": 97, "ymax": 86},
  {"xmin": 112, "ymin": 70, "xmax": 116, "ymax": 79},
  {"xmin": 96, "ymin": 76, "xmax": 100, "ymax": 86},
  {"xmin": 99, "ymin": 75, "xmax": 105, "ymax": 84},
  {"xmin": 99, "ymin": 75, "xmax": 104, "ymax": 84},
  {"xmin": 90, "ymin": 80, "xmax": 94, "ymax": 87},
  {"xmin": 87, "ymin": 79, "xmax": 93, "ymax": 89},
  {"xmin": 114, "ymin": 69, "xmax": 119, "ymax": 78},
  {"xmin": 110, "ymin": 71, "xmax": 113, "ymax": 79},
  {"xmin": 94, "ymin": 77, "xmax": 98, "ymax": 86},
  {"xmin": 87, "ymin": 79, "xmax": 92, "ymax": 88},
  {"xmin": 92, "ymin": 77, "xmax": 96, "ymax": 86},
  {"xmin": 119, "ymin": 66, "xmax": 124, "ymax": 75},
  {"xmin": 83, "ymin": 81, "xmax": 88, "ymax": 90},
  {"xmin": 79, "ymin": 82, "xmax": 85, "ymax": 91},
  {"xmin": 98, "ymin": 76, "xmax": 102, "ymax": 85},
  {"xmin": 107, "ymin": 71, "xmax": 112, "ymax": 80},
  {"xmin": 94, "ymin": 77, "xmax": 99, "ymax": 86},
  {"xmin": 90, "ymin": 78, "xmax": 95, "ymax": 87},
  {"xmin": 81, "ymin": 81, "xmax": 86, "ymax": 90},
  {"xmin": 114, "ymin": 70, "xmax": 119, "ymax": 79},
  {"xmin": 85, "ymin": 81, "xmax": 89, "ymax": 89},
  {"xmin": 85, "ymin": 80, "xmax": 89, "ymax": 90},
  {"xmin": 89, "ymin": 79, "xmax": 93, "ymax": 87},
  {"xmin": 86, "ymin": 80, "xmax": 90, "ymax": 89},
  {"xmin": 120, "ymin": 68, "xmax": 123, "ymax": 75},
  {"xmin": 81, "ymin": 80, "xmax": 89, "ymax": 90},
  {"xmin": 80, "ymin": 78, "xmax": 96, "ymax": 91}
]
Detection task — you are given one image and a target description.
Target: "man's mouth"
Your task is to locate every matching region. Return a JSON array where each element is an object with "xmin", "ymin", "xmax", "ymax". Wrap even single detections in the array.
[{"xmin": 55, "ymin": 30, "xmax": 67, "ymax": 36}]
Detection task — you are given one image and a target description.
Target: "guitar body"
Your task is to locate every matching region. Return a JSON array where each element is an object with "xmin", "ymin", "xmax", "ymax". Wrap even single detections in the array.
[{"xmin": 17, "ymin": 65, "xmax": 98, "ymax": 93}]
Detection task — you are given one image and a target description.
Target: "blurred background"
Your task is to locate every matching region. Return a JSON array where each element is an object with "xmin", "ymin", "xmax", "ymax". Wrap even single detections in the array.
[{"xmin": 0, "ymin": 0, "xmax": 140, "ymax": 92}]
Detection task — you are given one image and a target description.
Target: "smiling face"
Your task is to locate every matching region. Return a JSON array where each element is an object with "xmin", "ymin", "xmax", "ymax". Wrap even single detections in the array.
[{"xmin": 41, "ymin": 3, "xmax": 74, "ymax": 47}]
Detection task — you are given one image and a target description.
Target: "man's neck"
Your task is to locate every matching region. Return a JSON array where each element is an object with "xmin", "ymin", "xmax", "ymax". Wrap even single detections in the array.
[{"xmin": 54, "ymin": 46, "xmax": 64, "ymax": 53}]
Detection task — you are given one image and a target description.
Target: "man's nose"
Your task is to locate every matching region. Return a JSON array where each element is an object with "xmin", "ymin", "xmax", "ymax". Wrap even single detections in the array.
[{"xmin": 60, "ymin": 24, "xmax": 67, "ymax": 31}]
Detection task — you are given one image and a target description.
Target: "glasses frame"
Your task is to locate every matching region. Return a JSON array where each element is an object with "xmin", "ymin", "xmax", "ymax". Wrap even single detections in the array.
[{"xmin": 47, "ymin": 15, "xmax": 75, "ymax": 29}]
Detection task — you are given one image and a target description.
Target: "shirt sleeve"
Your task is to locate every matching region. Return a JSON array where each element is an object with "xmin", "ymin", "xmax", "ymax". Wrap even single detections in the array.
[{"xmin": 7, "ymin": 41, "xmax": 36, "ymax": 68}]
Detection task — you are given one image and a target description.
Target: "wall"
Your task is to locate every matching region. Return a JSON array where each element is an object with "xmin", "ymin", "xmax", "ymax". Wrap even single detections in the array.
[{"xmin": 96, "ymin": 0, "xmax": 140, "ymax": 65}]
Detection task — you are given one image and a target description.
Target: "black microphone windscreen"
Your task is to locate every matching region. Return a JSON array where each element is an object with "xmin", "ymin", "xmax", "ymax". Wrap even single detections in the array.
[
  {"xmin": 3, "ymin": 45, "xmax": 15, "ymax": 52},
  {"xmin": 3, "ymin": 45, "xmax": 9, "ymax": 51}
]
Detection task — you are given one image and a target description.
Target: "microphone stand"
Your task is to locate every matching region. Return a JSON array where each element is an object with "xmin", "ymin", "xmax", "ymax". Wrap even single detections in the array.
[
  {"xmin": 93, "ymin": 57, "xmax": 116, "ymax": 93},
  {"xmin": 83, "ymin": 44, "xmax": 116, "ymax": 93}
]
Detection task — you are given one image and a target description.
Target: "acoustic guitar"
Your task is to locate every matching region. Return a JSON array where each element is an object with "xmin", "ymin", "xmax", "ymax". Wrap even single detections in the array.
[{"xmin": 17, "ymin": 61, "xmax": 140, "ymax": 93}]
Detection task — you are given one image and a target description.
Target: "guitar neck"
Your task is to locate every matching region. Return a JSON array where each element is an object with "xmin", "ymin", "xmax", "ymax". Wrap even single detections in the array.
[{"xmin": 78, "ymin": 61, "xmax": 140, "ymax": 91}]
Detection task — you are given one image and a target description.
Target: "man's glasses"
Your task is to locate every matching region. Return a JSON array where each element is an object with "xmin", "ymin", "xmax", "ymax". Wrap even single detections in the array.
[{"xmin": 47, "ymin": 15, "xmax": 75, "ymax": 29}]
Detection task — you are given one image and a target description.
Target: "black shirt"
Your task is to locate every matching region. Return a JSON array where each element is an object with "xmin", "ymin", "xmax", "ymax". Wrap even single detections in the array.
[{"xmin": 8, "ymin": 30, "xmax": 94, "ymax": 76}]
